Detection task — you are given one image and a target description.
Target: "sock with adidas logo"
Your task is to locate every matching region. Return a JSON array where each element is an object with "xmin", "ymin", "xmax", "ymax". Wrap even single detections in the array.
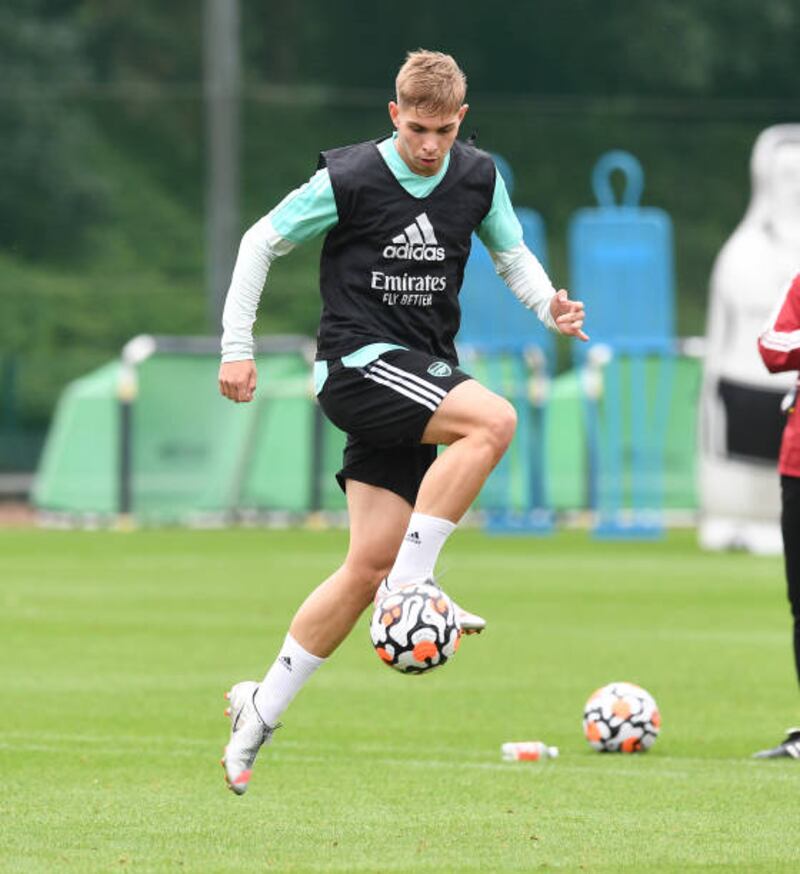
[
  {"xmin": 386, "ymin": 512, "xmax": 456, "ymax": 589},
  {"xmin": 254, "ymin": 633, "xmax": 325, "ymax": 727}
]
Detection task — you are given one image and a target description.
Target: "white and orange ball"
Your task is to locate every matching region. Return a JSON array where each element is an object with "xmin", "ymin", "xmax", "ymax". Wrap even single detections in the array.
[
  {"xmin": 370, "ymin": 582, "xmax": 461, "ymax": 674},
  {"xmin": 583, "ymin": 682, "xmax": 661, "ymax": 752}
]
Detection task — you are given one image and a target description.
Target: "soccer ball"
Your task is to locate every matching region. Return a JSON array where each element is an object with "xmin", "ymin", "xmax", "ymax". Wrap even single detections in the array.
[
  {"xmin": 370, "ymin": 582, "xmax": 461, "ymax": 674},
  {"xmin": 582, "ymin": 681, "xmax": 661, "ymax": 752}
]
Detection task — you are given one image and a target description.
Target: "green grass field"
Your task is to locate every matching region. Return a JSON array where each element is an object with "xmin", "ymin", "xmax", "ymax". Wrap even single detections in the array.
[{"xmin": 2, "ymin": 527, "xmax": 799, "ymax": 872}]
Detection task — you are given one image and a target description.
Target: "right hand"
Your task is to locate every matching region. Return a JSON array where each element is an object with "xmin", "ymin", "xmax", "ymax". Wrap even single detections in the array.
[{"xmin": 219, "ymin": 359, "xmax": 257, "ymax": 403}]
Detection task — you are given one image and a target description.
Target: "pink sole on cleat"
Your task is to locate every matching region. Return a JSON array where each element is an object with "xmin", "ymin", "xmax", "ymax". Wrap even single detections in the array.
[{"xmin": 232, "ymin": 769, "xmax": 252, "ymax": 786}]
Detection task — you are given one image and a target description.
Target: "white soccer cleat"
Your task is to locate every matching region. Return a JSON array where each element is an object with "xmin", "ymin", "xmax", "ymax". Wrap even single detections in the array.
[
  {"xmin": 753, "ymin": 727, "xmax": 800, "ymax": 759},
  {"xmin": 221, "ymin": 680, "xmax": 279, "ymax": 795},
  {"xmin": 454, "ymin": 604, "xmax": 486, "ymax": 634},
  {"xmin": 374, "ymin": 577, "xmax": 486, "ymax": 634}
]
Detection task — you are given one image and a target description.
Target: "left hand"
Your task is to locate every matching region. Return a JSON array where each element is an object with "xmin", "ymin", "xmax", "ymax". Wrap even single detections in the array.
[{"xmin": 550, "ymin": 289, "xmax": 588, "ymax": 341}]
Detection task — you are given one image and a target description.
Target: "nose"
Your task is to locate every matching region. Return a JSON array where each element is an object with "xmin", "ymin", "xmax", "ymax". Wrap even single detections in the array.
[{"xmin": 421, "ymin": 137, "xmax": 438, "ymax": 155}]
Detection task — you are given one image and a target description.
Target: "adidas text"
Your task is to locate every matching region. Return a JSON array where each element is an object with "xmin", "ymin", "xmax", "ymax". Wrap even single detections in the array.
[
  {"xmin": 383, "ymin": 213, "xmax": 444, "ymax": 262},
  {"xmin": 382, "ymin": 242, "xmax": 445, "ymax": 262}
]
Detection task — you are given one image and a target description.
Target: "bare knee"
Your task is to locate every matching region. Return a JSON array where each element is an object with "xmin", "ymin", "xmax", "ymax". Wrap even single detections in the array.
[
  {"xmin": 341, "ymin": 553, "xmax": 395, "ymax": 607},
  {"xmin": 480, "ymin": 399, "xmax": 517, "ymax": 460}
]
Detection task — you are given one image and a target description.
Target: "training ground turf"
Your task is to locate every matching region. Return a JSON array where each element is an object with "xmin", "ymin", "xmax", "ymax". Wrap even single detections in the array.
[{"xmin": 2, "ymin": 527, "xmax": 800, "ymax": 873}]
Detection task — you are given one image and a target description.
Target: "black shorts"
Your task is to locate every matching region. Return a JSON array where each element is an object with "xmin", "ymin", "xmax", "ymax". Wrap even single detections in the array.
[{"xmin": 316, "ymin": 348, "xmax": 472, "ymax": 506}]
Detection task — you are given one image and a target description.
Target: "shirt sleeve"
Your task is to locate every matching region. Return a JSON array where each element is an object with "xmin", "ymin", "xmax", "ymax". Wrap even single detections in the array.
[
  {"xmin": 220, "ymin": 169, "xmax": 340, "ymax": 362},
  {"xmin": 475, "ymin": 166, "xmax": 558, "ymax": 330},
  {"xmin": 490, "ymin": 244, "xmax": 558, "ymax": 331},
  {"xmin": 759, "ymin": 274, "xmax": 800, "ymax": 373},
  {"xmin": 269, "ymin": 167, "xmax": 339, "ymax": 244},
  {"xmin": 475, "ymin": 167, "xmax": 523, "ymax": 253},
  {"xmin": 220, "ymin": 216, "xmax": 294, "ymax": 362}
]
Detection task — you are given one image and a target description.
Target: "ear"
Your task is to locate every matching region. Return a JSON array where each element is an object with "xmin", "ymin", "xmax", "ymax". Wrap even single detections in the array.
[
  {"xmin": 388, "ymin": 101, "xmax": 400, "ymax": 128},
  {"xmin": 457, "ymin": 104, "xmax": 469, "ymax": 123}
]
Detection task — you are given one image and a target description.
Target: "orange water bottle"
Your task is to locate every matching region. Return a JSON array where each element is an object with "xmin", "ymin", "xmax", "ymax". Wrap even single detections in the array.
[{"xmin": 501, "ymin": 741, "xmax": 559, "ymax": 761}]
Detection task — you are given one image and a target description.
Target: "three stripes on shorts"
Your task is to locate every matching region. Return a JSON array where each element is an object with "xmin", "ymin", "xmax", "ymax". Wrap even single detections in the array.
[{"xmin": 363, "ymin": 358, "xmax": 447, "ymax": 412}]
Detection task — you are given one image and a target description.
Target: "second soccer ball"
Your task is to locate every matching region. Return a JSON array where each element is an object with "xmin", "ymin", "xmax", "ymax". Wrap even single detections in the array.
[
  {"xmin": 583, "ymin": 681, "xmax": 661, "ymax": 752},
  {"xmin": 370, "ymin": 582, "xmax": 461, "ymax": 674}
]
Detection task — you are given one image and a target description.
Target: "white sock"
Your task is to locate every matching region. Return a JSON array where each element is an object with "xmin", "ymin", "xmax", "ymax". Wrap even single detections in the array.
[
  {"xmin": 253, "ymin": 633, "xmax": 325, "ymax": 727},
  {"xmin": 386, "ymin": 512, "xmax": 456, "ymax": 588}
]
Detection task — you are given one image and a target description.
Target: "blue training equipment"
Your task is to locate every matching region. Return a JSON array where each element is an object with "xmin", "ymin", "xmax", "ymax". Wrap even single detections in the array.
[
  {"xmin": 568, "ymin": 150, "xmax": 676, "ymax": 538},
  {"xmin": 459, "ymin": 208, "xmax": 553, "ymax": 361},
  {"xmin": 458, "ymin": 155, "xmax": 553, "ymax": 533}
]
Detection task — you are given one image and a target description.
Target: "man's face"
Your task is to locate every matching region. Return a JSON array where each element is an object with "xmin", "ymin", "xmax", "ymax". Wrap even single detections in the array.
[{"xmin": 388, "ymin": 101, "xmax": 468, "ymax": 177}]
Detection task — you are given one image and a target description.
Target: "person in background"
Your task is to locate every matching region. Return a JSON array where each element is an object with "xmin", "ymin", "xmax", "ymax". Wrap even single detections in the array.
[{"xmin": 756, "ymin": 271, "xmax": 800, "ymax": 759}]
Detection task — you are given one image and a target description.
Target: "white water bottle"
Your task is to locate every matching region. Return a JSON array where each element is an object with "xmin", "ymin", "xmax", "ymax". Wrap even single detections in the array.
[{"xmin": 501, "ymin": 741, "xmax": 559, "ymax": 762}]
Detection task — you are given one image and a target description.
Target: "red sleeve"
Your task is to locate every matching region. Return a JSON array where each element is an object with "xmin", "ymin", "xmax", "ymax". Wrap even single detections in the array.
[{"xmin": 758, "ymin": 274, "xmax": 800, "ymax": 373}]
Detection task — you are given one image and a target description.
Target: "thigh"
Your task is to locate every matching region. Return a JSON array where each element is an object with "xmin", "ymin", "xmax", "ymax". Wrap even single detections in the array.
[{"xmin": 421, "ymin": 377, "xmax": 515, "ymax": 445}]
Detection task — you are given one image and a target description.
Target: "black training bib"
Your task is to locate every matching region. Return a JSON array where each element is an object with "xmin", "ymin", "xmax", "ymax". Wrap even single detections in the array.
[{"xmin": 316, "ymin": 138, "xmax": 495, "ymax": 361}]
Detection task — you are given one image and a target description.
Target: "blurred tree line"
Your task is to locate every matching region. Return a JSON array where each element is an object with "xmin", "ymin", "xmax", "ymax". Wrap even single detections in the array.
[{"xmin": 1, "ymin": 0, "xmax": 799, "ymax": 461}]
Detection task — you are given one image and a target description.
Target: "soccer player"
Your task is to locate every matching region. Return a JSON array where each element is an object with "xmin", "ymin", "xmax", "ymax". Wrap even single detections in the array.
[
  {"xmin": 756, "ymin": 271, "xmax": 800, "ymax": 759},
  {"xmin": 217, "ymin": 49, "xmax": 587, "ymax": 793}
]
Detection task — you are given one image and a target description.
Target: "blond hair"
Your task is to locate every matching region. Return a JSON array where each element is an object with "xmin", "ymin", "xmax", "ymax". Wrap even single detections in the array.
[{"xmin": 395, "ymin": 50, "xmax": 467, "ymax": 116}]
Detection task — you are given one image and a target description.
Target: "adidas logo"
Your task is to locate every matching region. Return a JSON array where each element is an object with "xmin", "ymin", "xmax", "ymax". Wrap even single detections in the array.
[
  {"xmin": 405, "ymin": 530, "xmax": 421, "ymax": 545},
  {"xmin": 383, "ymin": 213, "xmax": 445, "ymax": 262},
  {"xmin": 279, "ymin": 656, "xmax": 293, "ymax": 672}
]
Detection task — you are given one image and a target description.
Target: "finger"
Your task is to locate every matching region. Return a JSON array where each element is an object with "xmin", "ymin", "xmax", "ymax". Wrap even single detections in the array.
[
  {"xmin": 557, "ymin": 315, "xmax": 587, "ymax": 339},
  {"xmin": 241, "ymin": 378, "xmax": 257, "ymax": 402},
  {"xmin": 221, "ymin": 380, "xmax": 245, "ymax": 403}
]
